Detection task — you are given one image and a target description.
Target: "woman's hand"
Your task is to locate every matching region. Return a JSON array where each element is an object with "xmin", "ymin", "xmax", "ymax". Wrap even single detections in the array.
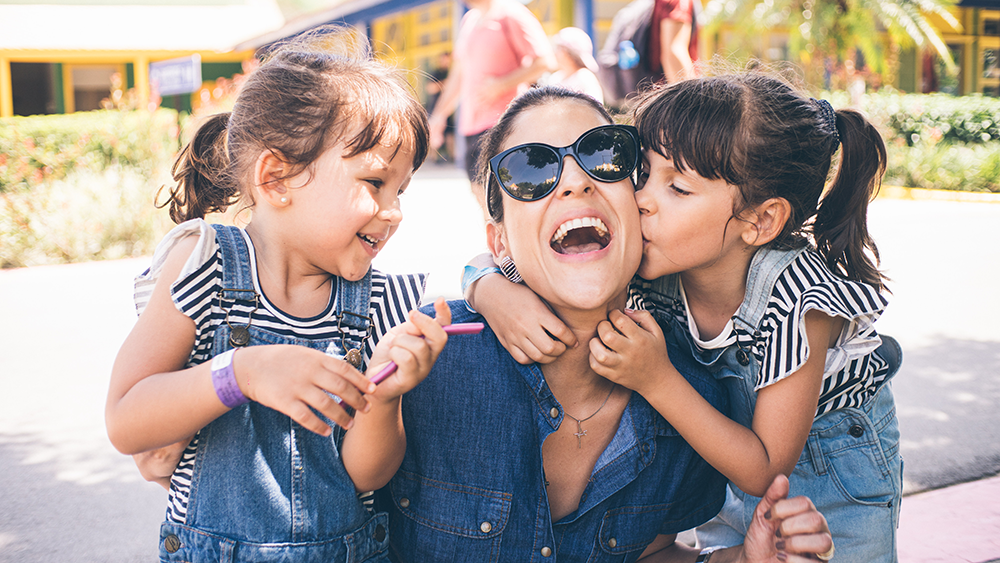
[
  {"xmin": 591, "ymin": 308, "xmax": 674, "ymax": 396},
  {"xmin": 366, "ymin": 298, "xmax": 451, "ymax": 402},
  {"xmin": 133, "ymin": 438, "xmax": 191, "ymax": 490},
  {"xmin": 739, "ymin": 474, "xmax": 834, "ymax": 563},
  {"xmin": 471, "ymin": 272, "xmax": 577, "ymax": 365}
]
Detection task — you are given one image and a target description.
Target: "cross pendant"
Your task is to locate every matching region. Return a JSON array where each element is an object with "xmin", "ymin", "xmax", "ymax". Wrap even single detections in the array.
[{"xmin": 574, "ymin": 421, "xmax": 587, "ymax": 448}]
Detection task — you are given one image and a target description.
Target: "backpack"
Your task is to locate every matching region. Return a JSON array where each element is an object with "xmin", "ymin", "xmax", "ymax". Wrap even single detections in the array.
[{"xmin": 596, "ymin": 0, "xmax": 657, "ymax": 109}]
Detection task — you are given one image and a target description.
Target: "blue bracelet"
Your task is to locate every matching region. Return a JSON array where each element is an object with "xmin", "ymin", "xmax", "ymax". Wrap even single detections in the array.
[
  {"xmin": 461, "ymin": 264, "xmax": 502, "ymax": 295},
  {"xmin": 211, "ymin": 349, "xmax": 249, "ymax": 408}
]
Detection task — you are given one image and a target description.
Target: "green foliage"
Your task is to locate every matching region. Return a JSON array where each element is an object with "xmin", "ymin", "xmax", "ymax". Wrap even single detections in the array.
[
  {"xmin": 0, "ymin": 109, "xmax": 178, "ymax": 193},
  {"xmin": 0, "ymin": 166, "xmax": 174, "ymax": 268},
  {"xmin": 823, "ymin": 90, "xmax": 1000, "ymax": 192}
]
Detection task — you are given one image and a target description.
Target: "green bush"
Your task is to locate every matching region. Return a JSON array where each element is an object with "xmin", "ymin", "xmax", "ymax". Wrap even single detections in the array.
[
  {"xmin": 0, "ymin": 109, "xmax": 178, "ymax": 193},
  {"xmin": 0, "ymin": 165, "xmax": 174, "ymax": 268},
  {"xmin": 823, "ymin": 90, "xmax": 1000, "ymax": 192}
]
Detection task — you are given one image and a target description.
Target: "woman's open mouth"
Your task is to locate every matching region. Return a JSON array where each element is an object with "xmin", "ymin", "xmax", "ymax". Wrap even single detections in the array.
[{"xmin": 550, "ymin": 217, "xmax": 611, "ymax": 255}]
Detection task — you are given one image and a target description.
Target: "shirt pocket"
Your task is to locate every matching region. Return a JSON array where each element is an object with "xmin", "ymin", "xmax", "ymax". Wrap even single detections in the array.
[
  {"xmin": 594, "ymin": 504, "xmax": 672, "ymax": 561},
  {"xmin": 389, "ymin": 470, "xmax": 511, "ymax": 562}
]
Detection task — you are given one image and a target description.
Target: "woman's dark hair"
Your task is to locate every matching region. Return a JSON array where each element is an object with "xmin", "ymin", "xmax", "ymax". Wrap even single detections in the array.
[
  {"xmin": 631, "ymin": 71, "xmax": 888, "ymax": 291},
  {"xmin": 159, "ymin": 26, "xmax": 429, "ymax": 223},
  {"xmin": 478, "ymin": 86, "xmax": 613, "ymax": 223}
]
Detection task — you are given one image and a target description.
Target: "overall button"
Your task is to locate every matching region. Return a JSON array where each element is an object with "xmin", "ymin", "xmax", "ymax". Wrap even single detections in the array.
[
  {"xmin": 541, "ymin": 546, "xmax": 553, "ymax": 557},
  {"xmin": 163, "ymin": 534, "xmax": 181, "ymax": 553},
  {"xmin": 736, "ymin": 349, "xmax": 750, "ymax": 366},
  {"xmin": 608, "ymin": 538, "xmax": 618, "ymax": 548},
  {"xmin": 549, "ymin": 407, "xmax": 559, "ymax": 419},
  {"xmin": 480, "ymin": 521, "xmax": 492, "ymax": 533},
  {"xmin": 373, "ymin": 523, "xmax": 386, "ymax": 542},
  {"xmin": 849, "ymin": 424, "xmax": 865, "ymax": 438},
  {"xmin": 399, "ymin": 497, "xmax": 410, "ymax": 508}
]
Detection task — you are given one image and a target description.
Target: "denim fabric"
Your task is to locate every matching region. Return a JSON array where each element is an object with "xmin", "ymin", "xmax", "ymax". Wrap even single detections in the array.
[
  {"xmin": 380, "ymin": 301, "xmax": 728, "ymax": 562},
  {"xmin": 647, "ymin": 247, "xmax": 903, "ymax": 563},
  {"xmin": 158, "ymin": 225, "xmax": 389, "ymax": 563}
]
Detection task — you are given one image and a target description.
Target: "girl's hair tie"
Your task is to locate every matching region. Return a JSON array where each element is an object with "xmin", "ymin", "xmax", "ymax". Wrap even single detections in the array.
[{"xmin": 812, "ymin": 98, "xmax": 840, "ymax": 149}]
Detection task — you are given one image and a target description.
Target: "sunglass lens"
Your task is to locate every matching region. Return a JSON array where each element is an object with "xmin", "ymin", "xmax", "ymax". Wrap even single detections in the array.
[
  {"xmin": 578, "ymin": 129, "xmax": 637, "ymax": 181},
  {"xmin": 498, "ymin": 147, "xmax": 560, "ymax": 201}
]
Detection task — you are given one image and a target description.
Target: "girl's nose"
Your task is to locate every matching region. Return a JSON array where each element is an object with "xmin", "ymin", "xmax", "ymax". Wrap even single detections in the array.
[
  {"xmin": 554, "ymin": 156, "xmax": 594, "ymax": 199},
  {"xmin": 379, "ymin": 198, "xmax": 403, "ymax": 225}
]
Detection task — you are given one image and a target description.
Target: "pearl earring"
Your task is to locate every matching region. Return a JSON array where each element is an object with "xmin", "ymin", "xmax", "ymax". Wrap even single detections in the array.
[{"xmin": 280, "ymin": 197, "xmax": 288, "ymax": 203}]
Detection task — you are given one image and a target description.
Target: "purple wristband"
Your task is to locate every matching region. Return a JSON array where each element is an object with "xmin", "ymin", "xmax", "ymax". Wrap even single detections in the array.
[{"xmin": 211, "ymin": 349, "xmax": 249, "ymax": 408}]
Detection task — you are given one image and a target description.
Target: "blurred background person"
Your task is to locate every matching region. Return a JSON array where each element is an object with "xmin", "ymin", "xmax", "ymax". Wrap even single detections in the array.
[
  {"xmin": 548, "ymin": 27, "xmax": 605, "ymax": 104},
  {"xmin": 649, "ymin": 0, "xmax": 700, "ymax": 83}
]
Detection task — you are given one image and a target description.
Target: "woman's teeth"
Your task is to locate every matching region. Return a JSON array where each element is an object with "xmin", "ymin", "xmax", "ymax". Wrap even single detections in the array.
[{"xmin": 551, "ymin": 217, "xmax": 608, "ymax": 246}]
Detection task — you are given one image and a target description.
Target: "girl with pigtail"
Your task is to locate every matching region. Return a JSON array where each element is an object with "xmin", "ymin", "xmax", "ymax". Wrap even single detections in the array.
[
  {"xmin": 465, "ymin": 71, "xmax": 903, "ymax": 562},
  {"xmin": 107, "ymin": 27, "xmax": 451, "ymax": 563}
]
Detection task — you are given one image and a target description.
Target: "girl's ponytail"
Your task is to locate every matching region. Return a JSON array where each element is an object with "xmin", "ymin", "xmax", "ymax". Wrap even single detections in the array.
[
  {"xmin": 812, "ymin": 109, "xmax": 889, "ymax": 292},
  {"xmin": 158, "ymin": 113, "xmax": 238, "ymax": 223}
]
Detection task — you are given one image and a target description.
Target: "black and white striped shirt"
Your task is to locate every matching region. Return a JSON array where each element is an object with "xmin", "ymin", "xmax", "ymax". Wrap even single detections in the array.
[
  {"xmin": 133, "ymin": 220, "xmax": 426, "ymax": 524},
  {"xmin": 640, "ymin": 249, "xmax": 890, "ymax": 418}
]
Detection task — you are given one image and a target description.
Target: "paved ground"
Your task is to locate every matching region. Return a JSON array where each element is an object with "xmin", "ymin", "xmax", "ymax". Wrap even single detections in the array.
[{"xmin": 0, "ymin": 163, "xmax": 998, "ymax": 561}]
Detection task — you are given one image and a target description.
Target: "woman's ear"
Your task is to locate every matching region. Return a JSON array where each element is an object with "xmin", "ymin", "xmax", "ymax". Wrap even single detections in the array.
[
  {"xmin": 254, "ymin": 150, "xmax": 290, "ymax": 208},
  {"xmin": 486, "ymin": 221, "xmax": 508, "ymax": 266},
  {"xmin": 741, "ymin": 197, "xmax": 791, "ymax": 247}
]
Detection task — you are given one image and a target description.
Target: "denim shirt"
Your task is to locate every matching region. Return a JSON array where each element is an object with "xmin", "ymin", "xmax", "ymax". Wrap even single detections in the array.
[{"xmin": 380, "ymin": 302, "xmax": 728, "ymax": 562}]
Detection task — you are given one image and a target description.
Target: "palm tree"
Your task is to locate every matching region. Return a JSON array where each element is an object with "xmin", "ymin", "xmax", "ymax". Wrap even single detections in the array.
[{"xmin": 702, "ymin": 0, "xmax": 961, "ymax": 86}]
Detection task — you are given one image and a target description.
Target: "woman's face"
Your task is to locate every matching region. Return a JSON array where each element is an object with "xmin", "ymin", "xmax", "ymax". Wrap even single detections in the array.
[{"xmin": 490, "ymin": 100, "xmax": 642, "ymax": 313}]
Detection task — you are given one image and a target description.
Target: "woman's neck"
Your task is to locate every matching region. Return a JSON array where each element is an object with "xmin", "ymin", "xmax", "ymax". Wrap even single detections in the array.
[{"xmin": 540, "ymin": 295, "xmax": 626, "ymax": 398}]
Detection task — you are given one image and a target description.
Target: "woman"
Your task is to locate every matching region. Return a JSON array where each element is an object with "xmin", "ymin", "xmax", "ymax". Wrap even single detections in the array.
[{"xmin": 379, "ymin": 86, "xmax": 832, "ymax": 562}]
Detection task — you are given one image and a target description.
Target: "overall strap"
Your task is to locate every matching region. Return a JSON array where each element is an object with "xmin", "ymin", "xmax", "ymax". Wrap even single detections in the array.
[
  {"xmin": 732, "ymin": 246, "xmax": 805, "ymax": 333},
  {"xmin": 211, "ymin": 224, "xmax": 259, "ymax": 348},
  {"xmin": 334, "ymin": 269, "xmax": 374, "ymax": 368},
  {"xmin": 212, "ymin": 224, "xmax": 256, "ymax": 294}
]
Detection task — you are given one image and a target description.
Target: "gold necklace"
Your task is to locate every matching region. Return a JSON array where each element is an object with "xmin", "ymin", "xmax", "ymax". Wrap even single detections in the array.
[{"xmin": 563, "ymin": 383, "xmax": 616, "ymax": 448}]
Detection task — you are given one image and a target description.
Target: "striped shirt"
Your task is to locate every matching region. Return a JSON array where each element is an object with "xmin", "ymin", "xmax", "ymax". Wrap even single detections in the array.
[
  {"xmin": 639, "ymin": 249, "xmax": 890, "ymax": 417},
  {"xmin": 133, "ymin": 219, "xmax": 426, "ymax": 524}
]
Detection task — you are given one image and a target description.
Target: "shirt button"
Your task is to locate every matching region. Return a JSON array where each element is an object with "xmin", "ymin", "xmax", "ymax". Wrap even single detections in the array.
[
  {"xmin": 849, "ymin": 424, "xmax": 865, "ymax": 438},
  {"xmin": 541, "ymin": 546, "xmax": 553, "ymax": 557},
  {"xmin": 608, "ymin": 537, "xmax": 618, "ymax": 548},
  {"xmin": 480, "ymin": 521, "xmax": 492, "ymax": 533},
  {"xmin": 399, "ymin": 497, "xmax": 410, "ymax": 508},
  {"xmin": 549, "ymin": 407, "xmax": 559, "ymax": 419},
  {"xmin": 373, "ymin": 523, "xmax": 386, "ymax": 542}
]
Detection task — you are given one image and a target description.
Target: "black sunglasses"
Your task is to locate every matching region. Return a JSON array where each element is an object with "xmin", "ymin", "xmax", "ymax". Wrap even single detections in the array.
[{"xmin": 489, "ymin": 124, "xmax": 641, "ymax": 203}]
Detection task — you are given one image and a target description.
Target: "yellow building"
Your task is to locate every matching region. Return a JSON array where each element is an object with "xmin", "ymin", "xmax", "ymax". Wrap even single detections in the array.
[{"xmin": 0, "ymin": 0, "xmax": 283, "ymax": 117}]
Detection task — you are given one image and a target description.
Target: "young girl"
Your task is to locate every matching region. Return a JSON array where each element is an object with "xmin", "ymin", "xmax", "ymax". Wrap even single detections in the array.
[
  {"xmin": 465, "ymin": 72, "xmax": 902, "ymax": 562},
  {"xmin": 106, "ymin": 30, "xmax": 450, "ymax": 563}
]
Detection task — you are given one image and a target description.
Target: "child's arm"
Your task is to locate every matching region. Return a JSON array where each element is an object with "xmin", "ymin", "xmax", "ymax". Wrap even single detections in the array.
[
  {"xmin": 105, "ymin": 236, "xmax": 376, "ymax": 455},
  {"xmin": 340, "ymin": 299, "xmax": 451, "ymax": 492},
  {"xmin": 464, "ymin": 252, "xmax": 577, "ymax": 364},
  {"xmin": 592, "ymin": 308, "xmax": 839, "ymax": 497}
]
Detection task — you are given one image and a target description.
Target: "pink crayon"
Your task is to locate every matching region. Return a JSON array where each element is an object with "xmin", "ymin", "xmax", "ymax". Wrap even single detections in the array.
[{"xmin": 369, "ymin": 322, "xmax": 485, "ymax": 385}]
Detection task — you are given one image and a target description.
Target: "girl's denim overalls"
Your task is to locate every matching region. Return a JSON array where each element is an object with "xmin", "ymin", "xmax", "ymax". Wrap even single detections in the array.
[
  {"xmin": 158, "ymin": 225, "xmax": 390, "ymax": 563},
  {"xmin": 647, "ymin": 246, "xmax": 904, "ymax": 563}
]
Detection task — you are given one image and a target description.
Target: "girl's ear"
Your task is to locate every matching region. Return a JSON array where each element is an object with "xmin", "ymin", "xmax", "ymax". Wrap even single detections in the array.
[
  {"xmin": 741, "ymin": 197, "xmax": 791, "ymax": 247},
  {"xmin": 254, "ymin": 150, "xmax": 290, "ymax": 207},
  {"xmin": 486, "ymin": 221, "xmax": 508, "ymax": 265}
]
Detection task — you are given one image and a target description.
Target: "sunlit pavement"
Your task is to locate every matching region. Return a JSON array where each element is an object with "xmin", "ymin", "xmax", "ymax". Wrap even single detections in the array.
[{"xmin": 0, "ymin": 163, "xmax": 997, "ymax": 562}]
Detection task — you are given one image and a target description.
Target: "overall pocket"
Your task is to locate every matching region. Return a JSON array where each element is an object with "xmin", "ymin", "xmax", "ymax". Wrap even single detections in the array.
[{"xmin": 593, "ymin": 504, "xmax": 674, "ymax": 562}]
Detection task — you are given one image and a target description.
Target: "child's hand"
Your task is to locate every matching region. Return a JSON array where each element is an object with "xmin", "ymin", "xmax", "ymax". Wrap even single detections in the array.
[
  {"xmin": 474, "ymin": 274, "xmax": 577, "ymax": 364},
  {"xmin": 590, "ymin": 309, "xmax": 673, "ymax": 396},
  {"xmin": 133, "ymin": 437, "xmax": 191, "ymax": 489},
  {"xmin": 236, "ymin": 345, "xmax": 376, "ymax": 436},
  {"xmin": 367, "ymin": 298, "xmax": 451, "ymax": 401}
]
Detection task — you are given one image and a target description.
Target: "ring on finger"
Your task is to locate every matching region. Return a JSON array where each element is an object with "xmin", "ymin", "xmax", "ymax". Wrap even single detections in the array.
[{"xmin": 816, "ymin": 543, "xmax": 835, "ymax": 561}]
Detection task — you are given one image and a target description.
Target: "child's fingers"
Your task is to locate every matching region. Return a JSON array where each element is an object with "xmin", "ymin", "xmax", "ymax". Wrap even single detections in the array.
[
  {"xmin": 284, "ymin": 398, "xmax": 336, "ymax": 436},
  {"xmin": 300, "ymin": 386, "xmax": 357, "ymax": 432},
  {"xmin": 596, "ymin": 318, "xmax": 627, "ymax": 354},
  {"xmin": 431, "ymin": 298, "xmax": 452, "ymax": 326},
  {"xmin": 621, "ymin": 308, "xmax": 661, "ymax": 337},
  {"xmin": 588, "ymin": 335, "xmax": 620, "ymax": 370},
  {"xmin": 320, "ymin": 356, "xmax": 377, "ymax": 396},
  {"xmin": 540, "ymin": 316, "xmax": 578, "ymax": 349}
]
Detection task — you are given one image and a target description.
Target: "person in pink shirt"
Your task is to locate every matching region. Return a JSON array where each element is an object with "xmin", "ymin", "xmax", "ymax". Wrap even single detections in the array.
[{"xmin": 427, "ymin": 0, "xmax": 555, "ymax": 216}]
